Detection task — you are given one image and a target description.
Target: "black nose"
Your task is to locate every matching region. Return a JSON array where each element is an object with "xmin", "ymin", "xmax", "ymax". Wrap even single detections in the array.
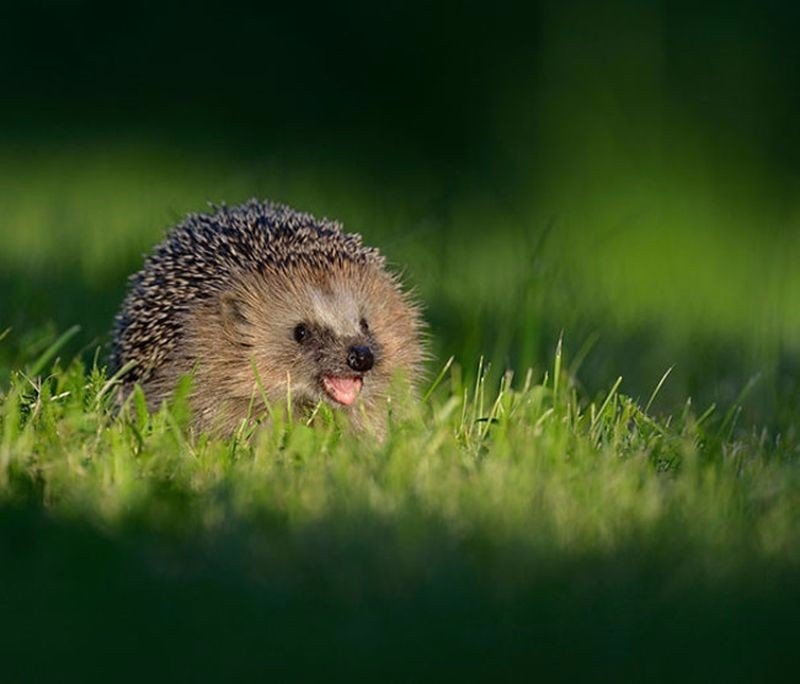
[{"xmin": 347, "ymin": 345, "xmax": 374, "ymax": 372}]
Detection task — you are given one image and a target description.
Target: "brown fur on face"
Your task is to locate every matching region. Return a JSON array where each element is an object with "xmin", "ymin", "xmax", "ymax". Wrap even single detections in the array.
[
  {"xmin": 185, "ymin": 260, "xmax": 421, "ymax": 433},
  {"xmin": 111, "ymin": 200, "xmax": 425, "ymax": 434}
]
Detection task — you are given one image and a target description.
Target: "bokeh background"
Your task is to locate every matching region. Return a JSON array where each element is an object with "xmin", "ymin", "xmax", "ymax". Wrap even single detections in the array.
[{"xmin": 2, "ymin": 0, "xmax": 800, "ymax": 433}]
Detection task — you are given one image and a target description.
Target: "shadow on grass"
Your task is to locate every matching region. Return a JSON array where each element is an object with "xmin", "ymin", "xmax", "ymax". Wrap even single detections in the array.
[
  {"xmin": 427, "ymin": 301, "xmax": 800, "ymax": 439},
  {"xmin": 0, "ymin": 268, "xmax": 128, "ymax": 374},
  {"xmin": 0, "ymin": 496, "xmax": 798, "ymax": 682}
]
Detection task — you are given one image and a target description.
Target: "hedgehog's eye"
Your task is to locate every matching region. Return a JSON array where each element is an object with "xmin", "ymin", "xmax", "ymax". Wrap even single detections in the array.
[
  {"xmin": 294, "ymin": 324, "xmax": 310, "ymax": 343},
  {"xmin": 359, "ymin": 318, "xmax": 369, "ymax": 333}
]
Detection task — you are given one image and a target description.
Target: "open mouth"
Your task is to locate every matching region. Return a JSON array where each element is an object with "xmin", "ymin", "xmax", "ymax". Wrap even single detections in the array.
[{"xmin": 322, "ymin": 375, "xmax": 363, "ymax": 406}]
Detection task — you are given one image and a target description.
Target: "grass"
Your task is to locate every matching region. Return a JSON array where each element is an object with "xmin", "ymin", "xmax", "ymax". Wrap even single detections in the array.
[
  {"xmin": 1, "ymin": 142, "xmax": 799, "ymax": 680},
  {"xmin": 1, "ymin": 328, "xmax": 799, "ymax": 680}
]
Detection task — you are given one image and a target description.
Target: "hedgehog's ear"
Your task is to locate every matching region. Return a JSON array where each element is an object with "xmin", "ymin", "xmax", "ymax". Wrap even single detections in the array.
[{"xmin": 219, "ymin": 291, "xmax": 249, "ymax": 334}]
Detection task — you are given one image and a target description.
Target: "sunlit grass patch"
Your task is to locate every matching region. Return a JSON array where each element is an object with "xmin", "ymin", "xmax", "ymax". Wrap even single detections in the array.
[{"xmin": 2, "ymin": 339, "xmax": 796, "ymax": 558}]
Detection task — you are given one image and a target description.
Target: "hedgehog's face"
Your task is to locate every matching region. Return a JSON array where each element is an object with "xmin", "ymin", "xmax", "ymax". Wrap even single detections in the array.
[
  {"xmin": 289, "ymin": 309, "xmax": 378, "ymax": 407},
  {"xmin": 216, "ymin": 261, "xmax": 422, "ymax": 421}
]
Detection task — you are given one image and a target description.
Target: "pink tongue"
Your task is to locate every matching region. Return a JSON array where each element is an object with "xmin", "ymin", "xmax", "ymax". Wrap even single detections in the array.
[{"xmin": 322, "ymin": 376, "xmax": 363, "ymax": 406}]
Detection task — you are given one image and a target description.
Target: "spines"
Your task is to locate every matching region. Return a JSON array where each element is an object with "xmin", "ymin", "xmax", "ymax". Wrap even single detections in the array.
[{"xmin": 111, "ymin": 199, "xmax": 382, "ymax": 382}]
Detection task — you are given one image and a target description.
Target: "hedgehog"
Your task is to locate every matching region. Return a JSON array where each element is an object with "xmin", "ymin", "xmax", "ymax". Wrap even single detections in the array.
[{"xmin": 110, "ymin": 199, "xmax": 425, "ymax": 434}]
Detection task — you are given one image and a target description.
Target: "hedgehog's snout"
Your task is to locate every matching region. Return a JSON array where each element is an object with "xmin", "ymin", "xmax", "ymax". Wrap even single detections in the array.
[{"xmin": 347, "ymin": 345, "xmax": 374, "ymax": 373}]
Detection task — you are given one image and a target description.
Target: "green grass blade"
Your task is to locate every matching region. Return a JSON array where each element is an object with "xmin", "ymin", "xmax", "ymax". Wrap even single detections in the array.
[{"xmin": 645, "ymin": 366, "xmax": 674, "ymax": 414}]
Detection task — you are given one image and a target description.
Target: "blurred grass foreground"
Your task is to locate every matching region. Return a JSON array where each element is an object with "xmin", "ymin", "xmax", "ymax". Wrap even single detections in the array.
[{"xmin": 1, "ymin": 0, "xmax": 800, "ymax": 680}]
